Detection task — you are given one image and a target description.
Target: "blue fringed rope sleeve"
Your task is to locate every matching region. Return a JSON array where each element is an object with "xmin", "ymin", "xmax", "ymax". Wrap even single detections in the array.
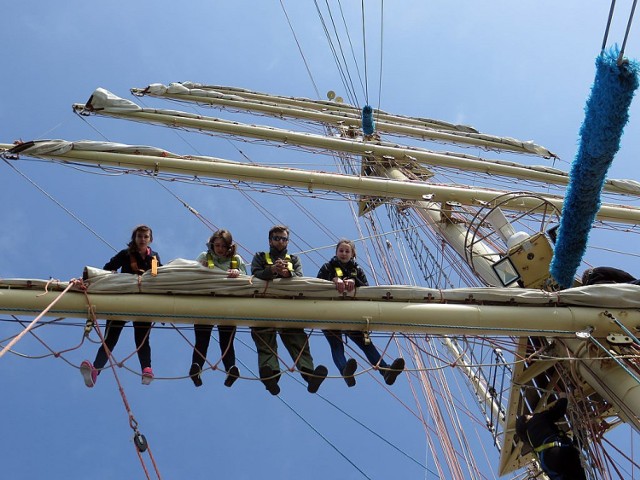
[
  {"xmin": 362, "ymin": 105, "xmax": 375, "ymax": 136},
  {"xmin": 550, "ymin": 47, "xmax": 639, "ymax": 288}
]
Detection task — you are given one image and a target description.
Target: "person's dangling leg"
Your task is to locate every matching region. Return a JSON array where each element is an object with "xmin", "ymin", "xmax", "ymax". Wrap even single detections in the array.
[
  {"xmin": 192, "ymin": 324, "xmax": 213, "ymax": 367},
  {"xmin": 347, "ymin": 331, "xmax": 404, "ymax": 385},
  {"xmin": 323, "ymin": 330, "xmax": 347, "ymax": 373},
  {"xmin": 82, "ymin": 319, "xmax": 125, "ymax": 387},
  {"xmin": 347, "ymin": 331, "xmax": 386, "ymax": 369},
  {"xmin": 190, "ymin": 324, "xmax": 213, "ymax": 387},
  {"xmin": 282, "ymin": 328, "xmax": 327, "ymax": 393},
  {"xmin": 251, "ymin": 327, "xmax": 280, "ymax": 395},
  {"xmin": 217, "ymin": 325, "xmax": 237, "ymax": 371},
  {"xmin": 93, "ymin": 319, "xmax": 126, "ymax": 369},
  {"xmin": 133, "ymin": 321, "xmax": 153, "ymax": 384},
  {"xmin": 218, "ymin": 325, "xmax": 239, "ymax": 387},
  {"xmin": 324, "ymin": 330, "xmax": 356, "ymax": 386}
]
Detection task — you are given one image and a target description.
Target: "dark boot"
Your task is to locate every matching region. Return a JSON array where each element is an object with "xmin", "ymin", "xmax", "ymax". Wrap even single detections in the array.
[
  {"xmin": 224, "ymin": 365, "xmax": 240, "ymax": 388},
  {"xmin": 305, "ymin": 365, "xmax": 328, "ymax": 393},
  {"xmin": 383, "ymin": 358, "xmax": 405, "ymax": 386},
  {"xmin": 259, "ymin": 365, "xmax": 281, "ymax": 395},
  {"xmin": 189, "ymin": 363, "xmax": 203, "ymax": 387},
  {"xmin": 342, "ymin": 358, "xmax": 357, "ymax": 387}
]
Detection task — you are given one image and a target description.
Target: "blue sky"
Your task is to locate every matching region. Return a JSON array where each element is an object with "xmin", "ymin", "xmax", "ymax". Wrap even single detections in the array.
[{"xmin": 2, "ymin": 1, "xmax": 639, "ymax": 479}]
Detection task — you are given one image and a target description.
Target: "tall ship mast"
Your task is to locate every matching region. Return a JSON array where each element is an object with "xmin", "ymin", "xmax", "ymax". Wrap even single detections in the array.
[{"xmin": 2, "ymin": 3, "xmax": 639, "ymax": 479}]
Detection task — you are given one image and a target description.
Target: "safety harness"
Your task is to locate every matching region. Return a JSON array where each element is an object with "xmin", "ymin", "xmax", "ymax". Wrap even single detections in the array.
[
  {"xmin": 264, "ymin": 252, "xmax": 293, "ymax": 272},
  {"xmin": 333, "ymin": 263, "xmax": 358, "ymax": 280},
  {"xmin": 533, "ymin": 438, "xmax": 567, "ymax": 453},
  {"xmin": 129, "ymin": 249, "xmax": 158, "ymax": 276},
  {"xmin": 206, "ymin": 252, "xmax": 240, "ymax": 270}
]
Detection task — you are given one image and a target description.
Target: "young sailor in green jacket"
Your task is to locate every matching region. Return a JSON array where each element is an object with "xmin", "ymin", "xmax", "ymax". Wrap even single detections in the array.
[{"xmin": 190, "ymin": 229, "xmax": 247, "ymax": 387}]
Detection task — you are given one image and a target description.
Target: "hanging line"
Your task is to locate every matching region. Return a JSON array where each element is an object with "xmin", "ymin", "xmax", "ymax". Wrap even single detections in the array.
[
  {"xmin": 600, "ymin": 0, "xmax": 638, "ymax": 64},
  {"xmin": 1, "ymin": 157, "xmax": 117, "ymax": 252},
  {"xmin": 601, "ymin": 0, "xmax": 618, "ymax": 52},
  {"xmin": 336, "ymin": 0, "xmax": 367, "ymax": 101},
  {"xmin": 314, "ymin": 0, "xmax": 359, "ymax": 106},
  {"xmin": 86, "ymin": 300, "xmax": 163, "ymax": 480},
  {"xmin": 11, "ymin": 314, "xmax": 87, "ymax": 361},
  {"xmin": 322, "ymin": 0, "xmax": 361, "ymax": 106},
  {"xmin": 150, "ymin": 176, "xmax": 218, "ymax": 233},
  {"xmin": 377, "ymin": 0, "xmax": 385, "ymax": 118},
  {"xmin": 618, "ymin": 0, "xmax": 638, "ymax": 64},
  {"xmin": 361, "ymin": 0, "xmax": 369, "ymax": 104},
  {"xmin": 278, "ymin": 0, "xmax": 321, "ymax": 99}
]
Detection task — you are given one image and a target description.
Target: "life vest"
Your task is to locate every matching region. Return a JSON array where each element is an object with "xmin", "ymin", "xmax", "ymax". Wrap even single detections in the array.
[
  {"xmin": 333, "ymin": 261, "xmax": 356, "ymax": 279},
  {"xmin": 264, "ymin": 252, "xmax": 293, "ymax": 272},
  {"xmin": 206, "ymin": 252, "xmax": 240, "ymax": 270},
  {"xmin": 129, "ymin": 248, "xmax": 158, "ymax": 276}
]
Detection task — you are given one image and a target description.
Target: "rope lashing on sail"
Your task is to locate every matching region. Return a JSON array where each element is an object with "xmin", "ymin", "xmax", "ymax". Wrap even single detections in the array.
[{"xmin": 550, "ymin": 47, "xmax": 639, "ymax": 288}]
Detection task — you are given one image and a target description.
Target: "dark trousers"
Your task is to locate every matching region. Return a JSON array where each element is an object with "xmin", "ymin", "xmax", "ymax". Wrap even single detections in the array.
[
  {"xmin": 93, "ymin": 320, "xmax": 152, "ymax": 370},
  {"xmin": 539, "ymin": 446, "xmax": 586, "ymax": 480},
  {"xmin": 251, "ymin": 327, "xmax": 314, "ymax": 374},
  {"xmin": 192, "ymin": 324, "xmax": 236, "ymax": 372},
  {"xmin": 323, "ymin": 330, "xmax": 388, "ymax": 375}
]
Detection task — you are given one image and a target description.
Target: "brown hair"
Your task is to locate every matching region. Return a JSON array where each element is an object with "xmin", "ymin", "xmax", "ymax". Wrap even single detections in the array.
[
  {"xmin": 336, "ymin": 238, "xmax": 356, "ymax": 258},
  {"xmin": 127, "ymin": 225, "xmax": 153, "ymax": 253},
  {"xmin": 269, "ymin": 225, "xmax": 289, "ymax": 238},
  {"xmin": 208, "ymin": 229, "xmax": 237, "ymax": 258}
]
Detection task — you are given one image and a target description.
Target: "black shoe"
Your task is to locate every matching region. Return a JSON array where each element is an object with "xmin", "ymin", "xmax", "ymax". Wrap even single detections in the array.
[
  {"xmin": 259, "ymin": 366, "xmax": 280, "ymax": 395},
  {"xmin": 189, "ymin": 363, "xmax": 203, "ymax": 388},
  {"xmin": 224, "ymin": 365, "xmax": 240, "ymax": 388},
  {"xmin": 342, "ymin": 358, "xmax": 357, "ymax": 388},
  {"xmin": 306, "ymin": 365, "xmax": 328, "ymax": 393},
  {"xmin": 383, "ymin": 358, "xmax": 405, "ymax": 386}
]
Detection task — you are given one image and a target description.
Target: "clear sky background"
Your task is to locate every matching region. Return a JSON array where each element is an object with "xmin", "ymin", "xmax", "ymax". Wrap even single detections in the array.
[{"xmin": 1, "ymin": 2, "xmax": 639, "ymax": 479}]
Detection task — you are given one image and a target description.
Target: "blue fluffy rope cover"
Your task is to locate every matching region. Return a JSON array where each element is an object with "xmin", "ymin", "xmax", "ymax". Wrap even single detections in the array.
[
  {"xmin": 362, "ymin": 105, "xmax": 375, "ymax": 136},
  {"xmin": 550, "ymin": 47, "xmax": 639, "ymax": 288}
]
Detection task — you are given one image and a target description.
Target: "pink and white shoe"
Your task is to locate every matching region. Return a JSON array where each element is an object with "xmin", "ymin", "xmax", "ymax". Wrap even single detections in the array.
[
  {"xmin": 80, "ymin": 360, "xmax": 98, "ymax": 388},
  {"xmin": 142, "ymin": 367, "xmax": 154, "ymax": 385}
]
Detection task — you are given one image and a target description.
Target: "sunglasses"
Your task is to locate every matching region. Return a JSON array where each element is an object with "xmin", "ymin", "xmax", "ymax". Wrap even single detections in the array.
[{"xmin": 271, "ymin": 235, "xmax": 289, "ymax": 242}]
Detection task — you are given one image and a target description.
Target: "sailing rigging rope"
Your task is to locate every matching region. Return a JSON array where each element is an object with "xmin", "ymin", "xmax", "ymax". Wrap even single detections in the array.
[
  {"xmin": 601, "ymin": 0, "xmax": 638, "ymax": 63},
  {"xmin": 278, "ymin": 0, "xmax": 321, "ymax": 99},
  {"xmin": 117, "ymin": 98, "xmax": 331, "ymax": 266},
  {"xmin": 602, "ymin": 0, "xmax": 618, "ymax": 53},
  {"xmin": 619, "ymin": 0, "xmax": 638, "ymax": 64},
  {"xmin": 313, "ymin": 0, "xmax": 360, "ymax": 106},
  {"xmin": 278, "ymin": 395, "xmax": 375, "ymax": 480},
  {"xmin": 336, "ymin": 0, "xmax": 367, "ymax": 101},
  {"xmin": 167, "ymin": 328, "xmax": 432, "ymax": 475},
  {"xmin": 360, "ymin": 0, "xmax": 369, "ymax": 105},
  {"xmin": 85, "ymin": 299, "xmax": 163, "ymax": 480},
  {"xmin": 377, "ymin": 0, "xmax": 385, "ymax": 118},
  {"xmin": 1, "ymin": 158, "xmax": 117, "ymax": 252},
  {"xmin": 0, "ymin": 280, "xmax": 78, "ymax": 359},
  {"xmin": 8, "ymin": 315, "xmax": 86, "ymax": 362},
  {"xmin": 322, "ymin": 0, "xmax": 361, "ymax": 106}
]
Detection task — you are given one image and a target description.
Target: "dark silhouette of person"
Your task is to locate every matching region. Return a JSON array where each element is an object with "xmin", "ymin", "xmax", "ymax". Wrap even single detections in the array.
[{"xmin": 516, "ymin": 397, "xmax": 586, "ymax": 480}]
